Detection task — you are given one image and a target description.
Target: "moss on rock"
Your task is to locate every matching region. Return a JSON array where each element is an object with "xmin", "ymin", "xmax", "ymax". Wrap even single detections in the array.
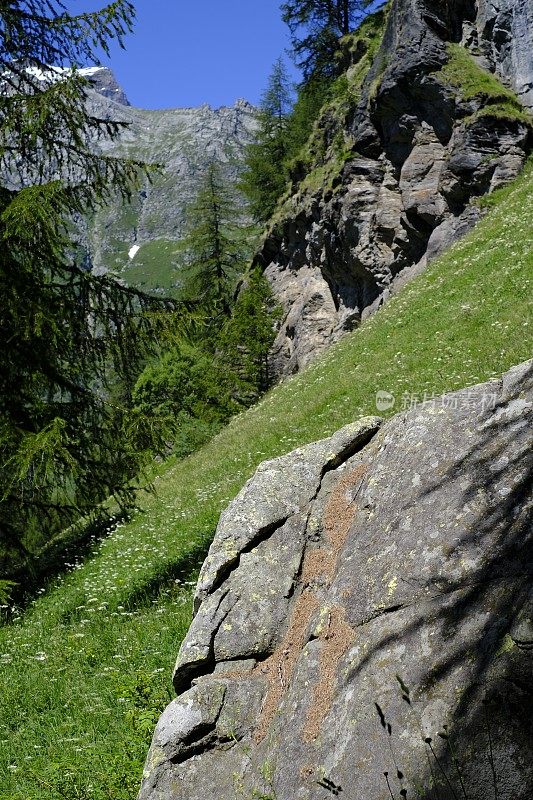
[{"xmin": 437, "ymin": 43, "xmax": 533, "ymax": 127}]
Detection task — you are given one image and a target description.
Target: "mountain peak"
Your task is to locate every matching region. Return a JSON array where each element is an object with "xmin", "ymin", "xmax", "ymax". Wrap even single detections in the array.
[
  {"xmin": 78, "ymin": 66, "xmax": 130, "ymax": 106},
  {"xmin": 19, "ymin": 64, "xmax": 130, "ymax": 106}
]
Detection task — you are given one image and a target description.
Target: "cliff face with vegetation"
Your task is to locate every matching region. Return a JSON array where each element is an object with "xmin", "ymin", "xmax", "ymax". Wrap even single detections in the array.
[
  {"xmin": 2, "ymin": 117, "xmax": 531, "ymax": 800},
  {"xmin": 255, "ymin": 0, "xmax": 532, "ymax": 376},
  {"xmin": 472, "ymin": 0, "xmax": 533, "ymax": 109},
  {"xmin": 135, "ymin": 3, "xmax": 533, "ymax": 797}
]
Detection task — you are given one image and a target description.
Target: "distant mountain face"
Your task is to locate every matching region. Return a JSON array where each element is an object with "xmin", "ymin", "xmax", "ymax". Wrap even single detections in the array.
[
  {"xmin": 9, "ymin": 64, "xmax": 131, "ymax": 105},
  {"xmin": 79, "ymin": 66, "xmax": 131, "ymax": 106},
  {"xmin": 78, "ymin": 71, "xmax": 256, "ymax": 293}
]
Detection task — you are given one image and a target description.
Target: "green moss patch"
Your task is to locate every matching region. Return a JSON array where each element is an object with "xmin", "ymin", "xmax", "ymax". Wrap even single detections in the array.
[
  {"xmin": 437, "ymin": 44, "xmax": 532, "ymax": 127},
  {"xmin": 274, "ymin": 7, "xmax": 388, "ymax": 223}
]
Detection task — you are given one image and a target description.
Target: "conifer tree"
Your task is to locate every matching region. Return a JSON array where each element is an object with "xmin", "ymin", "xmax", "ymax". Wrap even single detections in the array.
[
  {"xmin": 0, "ymin": 578, "xmax": 15, "ymax": 604},
  {"xmin": 129, "ymin": 270, "xmax": 281, "ymax": 461},
  {"xmin": 219, "ymin": 269, "xmax": 281, "ymax": 403},
  {"xmin": 179, "ymin": 162, "xmax": 249, "ymax": 325},
  {"xmin": 281, "ymin": 0, "xmax": 368, "ymax": 79},
  {"xmin": 240, "ymin": 57, "xmax": 294, "ymax": 222},
  {"xmin": 0, "ymin": 2, "xmax": 180, "ymax": 574}
]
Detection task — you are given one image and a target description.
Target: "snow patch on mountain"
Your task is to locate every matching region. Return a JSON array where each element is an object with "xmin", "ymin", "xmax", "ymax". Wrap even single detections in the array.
[{"xmin": 18, "ymin": 64, "xmax": 130, "ymax": 105}]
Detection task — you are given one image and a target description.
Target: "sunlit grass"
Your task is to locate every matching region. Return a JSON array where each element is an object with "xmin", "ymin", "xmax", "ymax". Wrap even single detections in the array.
[
  {"xmin": 0, "ymin": 160, "xmax": 532, "ymax": 799},
  {"xmin": 438, "ymin": 43, "xmax": 533, "ymax": 126}
]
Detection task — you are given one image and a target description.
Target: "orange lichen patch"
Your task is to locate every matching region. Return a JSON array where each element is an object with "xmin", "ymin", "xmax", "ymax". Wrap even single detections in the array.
[
  {"xmin": 299, "ymin": 765, "xmax": 314, "ymax": 781},
  {"xmin": 302, "ymin": 604, "xmax": 355, "ymax": 742},
  {"xmin": 301, "ymin": 547, "xmax": 333, "ymax": 584},
  {"xmin": 251, "ymin": 466, "xmax": 366, "ymax": 744},
  {"xmin": 323, "ymin": 465, "xmax": 367, "ymax": 553},
  {"xmin": 212, "ymin": 667, "xmax": 255, "ymax": 681},
  {"xmin": 253, "ymin": 588, "xmax": 319, "ymax": 742},
  {"xmin": 303, "ymin": 465, "xmax": 368, "ymax": 590}
]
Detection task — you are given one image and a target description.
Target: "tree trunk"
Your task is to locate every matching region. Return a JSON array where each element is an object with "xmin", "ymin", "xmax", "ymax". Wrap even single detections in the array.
[{"xmin": 341, "ymin": 0, "xmax": 350, "ymax": 34}]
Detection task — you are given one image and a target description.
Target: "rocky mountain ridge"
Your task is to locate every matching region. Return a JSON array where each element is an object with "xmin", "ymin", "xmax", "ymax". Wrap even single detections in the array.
[
  {"xmin": 255, "ymin": 0, "xmax": 533, "ymax": 377},
  {"xmin": 9, "ymin": 64, "xmax": 131, "ymax": 106},
  {"xmin": 139, "ymin": 359, "xmax": 533, "ymax": 799},
  {"xmin": 78, "ymin": 74, "xmax": 256, "ymax": 291},
  {"xmin": 79, "ymin": 65, "xmax": 131, "ymax": 106}
]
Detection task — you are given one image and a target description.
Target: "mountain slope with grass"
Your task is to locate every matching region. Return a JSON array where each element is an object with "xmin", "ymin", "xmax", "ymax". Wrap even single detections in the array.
[
  {"xmin": 0, "ymin": 138, "xmax": 531, "ymax": 800},
  {"xmin": 139, "ymin": 365, "xmax": 532, "ymax": 800}
]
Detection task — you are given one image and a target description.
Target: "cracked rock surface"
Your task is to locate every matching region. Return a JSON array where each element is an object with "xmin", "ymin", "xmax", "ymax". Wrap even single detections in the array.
[
  {"xmin": 257, "ymin": 0, "xmax": 532, "ymax": 377},
  {"xmin": 472, "ymin": 0, "xmax": 533, "ymax": 110},
  {"xmin": 139, "ymin": 360, "xmax": 533, "ymax": 800}
]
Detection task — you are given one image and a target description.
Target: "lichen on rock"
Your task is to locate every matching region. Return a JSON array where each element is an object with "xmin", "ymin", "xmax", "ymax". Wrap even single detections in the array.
[{"xmin": 139, "ymin": 360, "xmax": 533, "ymax": 800}]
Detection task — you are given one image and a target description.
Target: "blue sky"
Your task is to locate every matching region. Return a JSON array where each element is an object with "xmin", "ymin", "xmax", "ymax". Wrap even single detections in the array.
[{"xmin": 66, "ymin": 1, "xmax": 299, "ymax": 109}]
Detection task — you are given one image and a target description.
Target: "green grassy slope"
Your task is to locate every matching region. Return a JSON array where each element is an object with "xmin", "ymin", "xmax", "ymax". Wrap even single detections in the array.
[{"xmin": 1, "ymin": 161, "xmax": 532, "ymax": 800}]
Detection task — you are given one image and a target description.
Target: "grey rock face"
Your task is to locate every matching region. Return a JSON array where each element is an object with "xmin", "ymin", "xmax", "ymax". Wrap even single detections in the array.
[
  {"xmin": 469, "ymin": 0, "xmax": 533, "ymax": 110},
  {"xmin": 82, "ymin": 66, "xmax": 131, "ymax": 106},
  {"xmin": 257, "ymin": 0, "xmax": 532, "ymax": 377},
  {"xmin": 174, "ymin": 418, "xmax": 382, "ymax": 695},
  {"xmin": 139, "ymin": 361, "xmax": 533, "ymax": 800}
]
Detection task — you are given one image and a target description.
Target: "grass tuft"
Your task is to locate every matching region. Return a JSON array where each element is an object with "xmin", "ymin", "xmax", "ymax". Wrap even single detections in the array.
[{"xmin": 437, "ymin": 44, "xmax": 533, "ymax": 127}]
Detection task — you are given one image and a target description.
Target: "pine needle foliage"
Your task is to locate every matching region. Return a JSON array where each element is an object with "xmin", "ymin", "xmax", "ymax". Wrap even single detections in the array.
[
  {"xmin": 178, "ymin": 162, "xmax": 250, "ymax": 322},
  {"xmin": 0, "ymin": 2, "xmax": 182, "ymax": 574},
  {"xmin": 129, "ymin": 271, "xmax": 281, "ymax": 462},
  {"xmin": 126, "ymin": 167, "xmax": 280, "ymax": 473},
  {"xmin": 242, "ymin": 67, "xmax": 334, "ymax": 223},
  {"xmin": 239, "ymin": 58, "xmax": 295, "ymax": 222},
  {"xmin": 219, "ymin": 269, "xmax": 282, "ymax": 403},
  {"xmin": 281, "ymin": 0, "xmax": 371, "ymax": 80},
  {"xmin": 0, "ymin": 577, "xmax": 15, "ymax": 603},
  {"xmin": 243, "ymin": 4, "xmax": 381, "ymax": 222}
]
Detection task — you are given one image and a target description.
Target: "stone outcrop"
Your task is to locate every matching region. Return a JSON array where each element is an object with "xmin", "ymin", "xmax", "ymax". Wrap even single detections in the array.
[
  {"xmin": 469, "ymin": 0, "xmax": 533, "ymax": 110},
  {"xmin": 256, "ymin": 0, "xmax": 532, "ymax": 377},
  {"xmin": 139, "ymin": 360, "xmax": 533, "ymax": 800},
  {"xmin": 82, "ymin": 66, "xmax": 131, "ymax": 106}
]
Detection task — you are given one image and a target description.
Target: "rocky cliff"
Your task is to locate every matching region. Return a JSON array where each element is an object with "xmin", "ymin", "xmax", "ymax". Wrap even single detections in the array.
[
  {"xmin": 139, "ymin": 359, "xmax": 533, "ymax": 799},
  {"xmin": 82, "ymin": 65, "xmax": 131, "ymax": 106},
  {"xmin": 255, "ymin": 0, "xmax": 532, "ymax": 377},
  {"xmin": 471, "ymin": 0, "xmax": 533, "ymax": 109},
  {"xmin": 78, "ymin": 77, "xmax": 256, "ymax": 292}
]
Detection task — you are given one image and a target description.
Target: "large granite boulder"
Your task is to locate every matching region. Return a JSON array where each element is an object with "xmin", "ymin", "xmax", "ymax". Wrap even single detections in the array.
[
  {"xmin": 139, "ymin": 360, "xmax": 533, "ymax": 799},
  {"xmin": 257, "ymin": 0, "xmax": 532, "ymax": 377}
]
